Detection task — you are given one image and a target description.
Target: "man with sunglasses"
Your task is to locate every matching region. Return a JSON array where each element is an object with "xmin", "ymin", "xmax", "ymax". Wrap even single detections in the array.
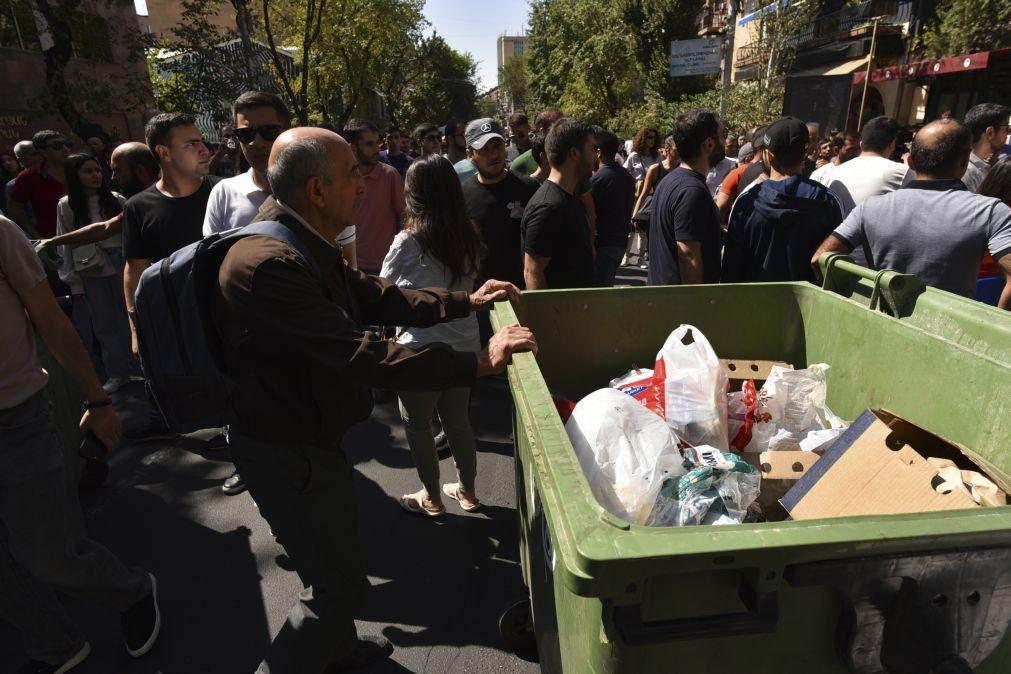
[
  {"xmin": 413, "ymin": 122, "xmax": 442, "ymax": 159},
  {"xmin": 203, "ymin": 91, "xmax": 289, "ymax": 236},
  {"xmin": 7, "ymin": 130, "xmax": 71, "ymax": 239}
]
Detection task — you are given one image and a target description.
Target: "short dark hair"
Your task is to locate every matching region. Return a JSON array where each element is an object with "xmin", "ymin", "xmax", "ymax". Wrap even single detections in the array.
[
  {"xmin": 910, "ymin": 119, "xmax": 972, "ymax": 177},
  {"xmin": 32, "ymin": 129, "xmax": 65, "ymax": 150},
  {"xmin": 414, "ymin": 122, "xmax": 439, "ymax": 141},
  {"xmin": 544, "ymin": 118, "xmax": 594, "ymax": 168},
  {"xmin": 531, "ymin": 136, "xmax": 546, "ymax": 163},
  {"xmin": 860, "ymin": 116, "xmax": 900, "ymax": 152},
  {"xmin": 671, "ymin": 109, "xmax": 720, "ymax": 162},
  {"xmin": 508, "ymin": 112, "xmax": 529, "ymax": 128},
  {"xmin": 963, "ymin": 103, "xmax": 1011, "ymax": 143},
  {"xmin": 595, "ymin": 130, "xmax": 620, "ymax": 159},
  {"xmin": 145, "ymin": 112, "xmax": 197, "ymax": 155},
  {"xmin": 534, "ymin": 107, "xmax": 564, "ymax": 133},
  {"xmin": 443, "ymin": 117, "xmax": 466, "ymax": 136},
  {"xmin": 342, "ymin": 119, "xmax": 379, "ymax": 145},
  {"xmin": 232, "ymin": 90, "xmax": 290, "ymax": 125}
]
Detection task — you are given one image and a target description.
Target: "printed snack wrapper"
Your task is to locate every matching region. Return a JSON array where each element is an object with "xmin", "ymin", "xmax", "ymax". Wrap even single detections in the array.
[{"xmin": 609, "ymin": 368, "xmax": 654, "ymax": 405}]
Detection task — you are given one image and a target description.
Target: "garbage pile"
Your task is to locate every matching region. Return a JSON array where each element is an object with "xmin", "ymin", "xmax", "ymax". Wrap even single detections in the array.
[{"xmin": 564, "ymin": 324, "xmax": 1008, "ymax": 527}]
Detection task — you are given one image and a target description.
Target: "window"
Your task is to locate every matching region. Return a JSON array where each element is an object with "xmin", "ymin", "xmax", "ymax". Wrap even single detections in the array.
[
  {"xmin": 70, "ymin": 11, "xmax": 111, "ymax": 62},
  {"xmin": 0, "ymin": 0, "xmax": 41, "ymax": 51},
  {"xmin": 513, "ymin": 41, "xmax": 524, "ymax": 57}
]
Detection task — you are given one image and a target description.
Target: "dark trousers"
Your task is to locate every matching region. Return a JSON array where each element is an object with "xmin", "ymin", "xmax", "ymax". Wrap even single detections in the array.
[
  {"xmin": 0, "ymin": 390, "xmax": 150, "ymax": 665},
  {"xmin": 230, "ymin": 432, "xmax": 365, "ymax": 674},
  {"xmin": 594, "ymin": 244, "xmax": 627, "ymax": 287}
]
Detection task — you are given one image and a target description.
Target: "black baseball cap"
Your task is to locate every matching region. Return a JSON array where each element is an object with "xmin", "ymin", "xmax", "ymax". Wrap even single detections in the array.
[
  {"xmin": 464, "ymin": 118, "xmax": 506, "ymax": 150},
  {"xmin": 751, "ymin": 125, "xmax": 769, "ymax": 149},
  {"xmin": 763, "ymin": 117, "xmax": 810, "ymax": 154}
]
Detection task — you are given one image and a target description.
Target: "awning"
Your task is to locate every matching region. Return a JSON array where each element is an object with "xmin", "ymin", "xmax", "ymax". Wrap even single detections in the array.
[
  {"xmin": 853, "ymin": 51, "xmax": 990, "ymax": 84},
  {"xmin": 791, "ymin": 56, "xmax": 870, "ymax": 78}
]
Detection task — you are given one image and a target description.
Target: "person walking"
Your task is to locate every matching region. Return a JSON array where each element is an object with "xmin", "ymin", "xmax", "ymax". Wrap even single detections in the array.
[
  {"xmin": 0, "ymin": 215, "xmax": 160, "ymax": 674},
  {"xmin": 813, "ymin": 118, "xmax": 1011, "ymax": 308},
  {"xmin": 211, "ymin": 126, "xmax": 535, "ymax": 672},
  {"xmin": 380, "ymin": 154, "xmax": 484, "ymax": 516},
  {"xmin": 720, "ymin": 117, "xmax": 842, "ymax": 283},
  {"xmin": 590, "ymin": 130, "xmax": 636, "ymax": 286},
  {"xmin": 49, "ymin": 153, "xmax": 135, "ymax": 392},
  {"xmin": 647, "ymin": 109, "xmax": 725, "ymax": 286},
  {"xmin": 522, "ymin": 118, "xmax": 596, "ymax": 290},
  {"xmin": 623, "ymin": 126, "xmax": 660, "ymax": 181}
]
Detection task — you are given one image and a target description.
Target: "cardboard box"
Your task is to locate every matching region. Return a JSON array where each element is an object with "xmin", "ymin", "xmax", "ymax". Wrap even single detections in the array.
[
  {"xmin": 781, "ymin": 409, "xmax": 984, "ymax": 520},
  {"xmin": 743, "ymin": 451, "xmax": 821, "ymax": 521}
]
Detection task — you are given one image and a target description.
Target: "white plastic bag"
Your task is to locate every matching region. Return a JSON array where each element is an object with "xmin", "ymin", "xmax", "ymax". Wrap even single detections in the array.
[
  {"xmin": 739, "ymin": 364, "xmax": 847, "ymax": 453},
  {"xmin": 566, "ymin": 388, "xmax": 686, "ymax": 525},
  {"xmin": 646, "ymin": 325, "xmax": 729, "ymax": 451}
]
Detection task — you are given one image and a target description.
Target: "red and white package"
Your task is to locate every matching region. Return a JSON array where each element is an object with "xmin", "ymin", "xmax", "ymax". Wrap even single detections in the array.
[{"xmin": 608, "ymin": 368, "xmax": 654, "ymax": 405}]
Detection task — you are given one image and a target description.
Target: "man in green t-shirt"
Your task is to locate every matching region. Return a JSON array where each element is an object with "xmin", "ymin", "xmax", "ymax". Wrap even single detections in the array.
[{"xmin": 510, "ymin": 107, "xmax": 563, "ymax": 176}]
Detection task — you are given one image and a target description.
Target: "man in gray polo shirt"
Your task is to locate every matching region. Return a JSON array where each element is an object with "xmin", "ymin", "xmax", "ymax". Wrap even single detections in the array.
[{"xmin": 812, "ymin": 118, "xmax": 1011, "ymax": 309}]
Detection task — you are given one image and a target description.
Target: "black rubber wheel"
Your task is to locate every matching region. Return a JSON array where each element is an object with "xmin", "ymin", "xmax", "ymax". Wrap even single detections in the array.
[{"xmin": 499, "ymin": 597, "xmax": 538, "ymax": 661}]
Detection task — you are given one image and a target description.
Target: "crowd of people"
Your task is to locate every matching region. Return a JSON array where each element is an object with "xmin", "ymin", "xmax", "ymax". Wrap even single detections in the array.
[{"xmin": 0, "ymin": 90, "xmax": 1009, "ymax": 673}]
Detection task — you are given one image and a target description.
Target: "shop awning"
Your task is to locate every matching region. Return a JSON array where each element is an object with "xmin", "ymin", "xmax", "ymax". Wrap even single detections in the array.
[
  {"xmin": 853, "ymin": 50, "xmax": 990, "ymax": 84},
  {"xmin": 791, "ymin": 57, "xmax": 870, "ymax": 78}
]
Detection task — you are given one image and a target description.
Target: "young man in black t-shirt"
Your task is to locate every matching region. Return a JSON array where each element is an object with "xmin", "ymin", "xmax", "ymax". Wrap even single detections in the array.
[
  {"xmin": 521, "ymin": 118, "xmax": 596, "ymax": 290},
  {"xmin": 648, "ymin": 109, "xmax": 726, "ymax": 286},
  {"xmin": 590, "ymin": 130, "xmax": 636, "ymax": 286}
]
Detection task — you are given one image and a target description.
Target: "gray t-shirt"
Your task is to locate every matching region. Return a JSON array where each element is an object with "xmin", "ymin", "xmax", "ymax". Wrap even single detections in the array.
[
  {"xmin": 832, "ymin": 180, "xmax": 1011, "ymax": 298},
  {"xmin": 0, "ymin": 216, "xmax": 48, "ymax": 408},
  {"xmin": 961, "ymin": 152, "xmax": 990, "ymax": 194}
]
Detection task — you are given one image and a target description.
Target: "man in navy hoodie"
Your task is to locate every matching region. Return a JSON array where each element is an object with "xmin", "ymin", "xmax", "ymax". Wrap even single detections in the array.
[{"xmin": 721, "ymin": 117, "xmax": 842, "ymax": 283}]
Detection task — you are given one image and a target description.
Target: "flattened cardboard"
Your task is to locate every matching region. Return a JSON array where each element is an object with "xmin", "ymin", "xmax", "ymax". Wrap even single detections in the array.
[
  {"xmin": 721, "ymin": 359, "xmax": 791, "ymax": 381},
  {"xmin": 781, "ymin": 410, "xmax": 979, "ymax": 520}
]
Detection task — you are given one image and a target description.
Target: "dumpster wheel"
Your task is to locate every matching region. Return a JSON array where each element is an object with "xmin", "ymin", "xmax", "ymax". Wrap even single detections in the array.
[{"xmin": 499, "ymin": 597, "xmax": 538, "ymax": 661}]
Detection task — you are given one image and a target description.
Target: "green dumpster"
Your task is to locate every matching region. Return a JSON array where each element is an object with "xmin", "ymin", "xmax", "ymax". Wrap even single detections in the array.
[{"xmin": 491, "ymin": 256, "xmax": 1011, "ymax": 674}]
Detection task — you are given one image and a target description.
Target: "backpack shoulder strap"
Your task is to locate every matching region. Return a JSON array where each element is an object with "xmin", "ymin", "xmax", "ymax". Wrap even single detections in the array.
[{"xmin": 240, "ymin": 219, "xmax": 322, "ymax": 278}]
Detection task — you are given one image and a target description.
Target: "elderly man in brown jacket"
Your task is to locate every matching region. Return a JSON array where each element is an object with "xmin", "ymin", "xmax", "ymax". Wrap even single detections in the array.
[{"xmin": 211, "ymin": 126, "xmax": 536, "ymax": 673}]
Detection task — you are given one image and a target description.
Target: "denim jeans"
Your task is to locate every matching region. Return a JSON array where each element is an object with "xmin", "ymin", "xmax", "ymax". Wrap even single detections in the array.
[
  {"xmin": 0, "ymin": 390, "xmax": 150, "ymax": 664},
  {"xmin": 81, "ymin": 250, "xmax": 135, "ymax": 381}
]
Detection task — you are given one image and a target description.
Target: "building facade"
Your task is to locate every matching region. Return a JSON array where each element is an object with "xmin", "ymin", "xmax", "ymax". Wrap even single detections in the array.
[
  {"xmin": 145, "ymin": 0, "xmax": 235, "ymax": 40},
  {"xmin": 0, "ymin": 0, "xmax": 154, "ymax": 145}
]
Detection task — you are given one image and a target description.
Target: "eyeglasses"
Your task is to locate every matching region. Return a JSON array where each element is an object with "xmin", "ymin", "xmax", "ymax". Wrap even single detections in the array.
[
  {"xmin": 423, "ymin": 134, "xmax": 441, "ymax": 142},
  {"xmin": 234, "ymin": 125, "xmax": 285, "ymax": 144}
]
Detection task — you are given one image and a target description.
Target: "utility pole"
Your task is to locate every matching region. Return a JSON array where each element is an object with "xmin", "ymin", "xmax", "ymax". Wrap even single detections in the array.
[
  {"xmin": 721, "ymin": 0, "xmax": 739, "ymax": 118},
  {"xmin": 857, "ymin": 19, "xmax": 880, "ymax": 130}
]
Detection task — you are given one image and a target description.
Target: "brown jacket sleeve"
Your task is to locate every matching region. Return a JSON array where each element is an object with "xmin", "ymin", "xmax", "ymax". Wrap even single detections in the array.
[
  {"xmin": 348, "ymin": 267, "xmax": 471, "ymax": 328},
  {"xmin": 222, "ymin": 250, "xmax": 476, "ymax": 392}
]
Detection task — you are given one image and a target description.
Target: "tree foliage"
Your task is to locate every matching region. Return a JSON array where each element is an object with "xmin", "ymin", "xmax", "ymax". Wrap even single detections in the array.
[
  {"xmin": 498, "ymin": 53, "xmax": 529, "ymax": 112},
  {"xmin": 747, "ymin": 0, "xmax": 823, "ymax": 118},
  {"xmin": 919, "ymin": 0, "xmax": 1011, "ymax": 59}
]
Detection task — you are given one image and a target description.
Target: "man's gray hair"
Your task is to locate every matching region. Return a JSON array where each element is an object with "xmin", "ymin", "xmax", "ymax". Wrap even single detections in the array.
[
  {"xmin": 13, "ymin": 140, "xmax": 34, "ymax": 161},
  {"xmin": 266, "ymin": 137, "xmax": 333, "ymax": 206}
]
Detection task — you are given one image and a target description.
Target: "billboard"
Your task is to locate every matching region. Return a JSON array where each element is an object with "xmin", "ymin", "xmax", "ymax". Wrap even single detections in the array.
[{"xmin": 669, "ymin": 38, "xmax": 723, "ymax": 77}]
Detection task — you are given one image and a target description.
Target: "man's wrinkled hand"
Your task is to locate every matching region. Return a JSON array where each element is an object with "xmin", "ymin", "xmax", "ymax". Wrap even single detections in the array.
[
  {"xmin": 476, "ymin": 323, "xmax": 537, "ymax": 376},
  {"xmin": 469, "ymin": 279, "xmax": 521, "ymax": 310}
]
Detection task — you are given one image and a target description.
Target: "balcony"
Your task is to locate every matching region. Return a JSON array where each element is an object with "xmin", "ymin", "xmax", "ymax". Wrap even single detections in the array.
[{"xmin": 698, "ymin": 0, "xmax": 729, "ymax": 37}]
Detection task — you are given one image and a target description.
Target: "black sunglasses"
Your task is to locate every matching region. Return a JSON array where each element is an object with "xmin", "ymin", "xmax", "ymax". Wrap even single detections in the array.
[
  {"xmin": 234, "ymin": 125, "xmax": 285, "ymax": 144},
  {"xmin": 423, "ymin": 134, "xmax": 441, "ymax": 142}
]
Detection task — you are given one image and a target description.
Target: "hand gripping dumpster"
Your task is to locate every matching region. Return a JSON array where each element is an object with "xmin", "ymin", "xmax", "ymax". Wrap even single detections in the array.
[{"xmin": 491, "ymin": 254, "xmax": 1011, "ymax": 674}]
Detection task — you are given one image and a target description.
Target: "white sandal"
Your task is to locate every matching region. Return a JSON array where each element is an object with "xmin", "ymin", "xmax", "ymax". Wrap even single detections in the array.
[
  {"xmin": 442, "ymin": 483, "xmax": 481, "ymax": 512},
  {"xmin": 398, "ymin": 490, "xmax": 445, "ymax": 517}
]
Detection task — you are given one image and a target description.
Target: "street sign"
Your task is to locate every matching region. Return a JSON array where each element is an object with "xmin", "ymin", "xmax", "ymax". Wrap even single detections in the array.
[{"xmin": 669, "ymin": 38, "xmax": 723, "ymax": 77}]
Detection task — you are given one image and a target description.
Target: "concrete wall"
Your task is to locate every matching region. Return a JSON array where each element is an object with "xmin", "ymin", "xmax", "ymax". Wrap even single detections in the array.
[{"xmin": 146, "ymin": 0, "xmax": 235, "ymax": 40}]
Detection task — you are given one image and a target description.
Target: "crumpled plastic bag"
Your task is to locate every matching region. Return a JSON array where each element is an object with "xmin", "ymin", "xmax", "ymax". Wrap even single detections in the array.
[
  {"xmin": 646, "ymin": 325, "xmax": 729, "ymax": 451},
  {"xmin": 566, "ymin": 388, "xmax": 687, "ymax": 525},
  {"xmin": 729, "ymin": 364, "xmax": 847, "ymax": 453},
  {"xmin": 646, "ymin": 445, "xmax": 761, "ymax": 526}
]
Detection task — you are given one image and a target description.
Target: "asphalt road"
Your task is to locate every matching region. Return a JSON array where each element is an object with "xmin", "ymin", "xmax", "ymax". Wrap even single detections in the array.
[{"xmin": 0, "ymin": 264, "xmax": 646, "ymax": 674}]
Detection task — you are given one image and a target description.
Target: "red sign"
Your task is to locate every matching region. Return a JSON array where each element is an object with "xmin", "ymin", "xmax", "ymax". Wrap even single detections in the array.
[{"xmin": 853, "ymin": 51, "xmax": 990, "ymax": 84}]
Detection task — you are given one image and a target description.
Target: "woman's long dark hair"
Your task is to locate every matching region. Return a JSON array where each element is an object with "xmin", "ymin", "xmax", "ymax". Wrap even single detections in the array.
[
  {"xmin": 402, "ymin": 154, "xmax": 482, "ymax": 286},
  {"xmin": 65, "ymin": 153, "xmax": 122, "ymax": 228},
  {"xmin": 979, "ymin": 157, "xmax": 1011, "ymax": 206}
]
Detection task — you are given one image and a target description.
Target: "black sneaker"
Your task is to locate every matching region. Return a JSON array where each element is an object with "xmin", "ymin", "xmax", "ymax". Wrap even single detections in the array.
[
  {"xmin": 126, "ymin": 418, "xmax": 178, "ymax": 442},
  {"xmin": 326, "ymin": 635, "xmax": 393, "ymax": 672},
  {"xmin": 122, "ymin": 573, "xmax": 160, "ymax": 657},
  {"xmin": 18, "ymin": 643, "xmax": 90, "ymax": 674},
  {"xmin": 222, "ymin": 470, "xmax": 246, "ymax": 496}
]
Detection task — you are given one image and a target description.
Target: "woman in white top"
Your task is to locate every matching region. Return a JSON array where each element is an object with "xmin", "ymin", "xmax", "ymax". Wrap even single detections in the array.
[
  {"xmin": 381, "ymin": 154, "xmax": 483, "ymax": 517},
  {"xmin": 623, "ymin": 126, "xmax": 660, "ymax": 181},
  {"xmin": 52, "ymin": 153, "xmax": 135, "ymax": 391}
]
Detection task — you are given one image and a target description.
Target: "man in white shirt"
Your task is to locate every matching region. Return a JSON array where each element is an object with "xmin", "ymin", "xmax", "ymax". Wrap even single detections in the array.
[
  {"xmin": 826, "ymin": 116, "xmax": 913, "ymax": 217},
  {"xmin": 961, "ymin": 103, "xmax": 1010, "ymax": 193},
  {"xmin": 203, "ymin": 91, "xmax": 289, "ymax": 236},
  {"xmin": 810, "ymin": 131, "xmax": 862, "ymax": 186}
]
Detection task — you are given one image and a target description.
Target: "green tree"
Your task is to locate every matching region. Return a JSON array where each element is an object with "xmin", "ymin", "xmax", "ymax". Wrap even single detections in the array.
[
  {"xmin": 398, "ymin": 35, "xmax": 480, "ymax": 129},
  {"xmin": 919, "ymin": 0, "xmax": 1011, "ymax": 58},
  {"xmin": 498, "ymin": 53, "xmax": 529, "ymax": 112},
  {"xmin": 622, "ymin": 0, "xmax": 709, "ymax": 103},
  {"xmin": 748, "ymin": 0, "xmax": 824, "ymax": 118}
]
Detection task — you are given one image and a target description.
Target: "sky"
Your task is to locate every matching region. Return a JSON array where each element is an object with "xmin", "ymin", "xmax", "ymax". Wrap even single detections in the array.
[{"xmin": 133, "ymin": 0, "xmax": 530, "ymax": 92}]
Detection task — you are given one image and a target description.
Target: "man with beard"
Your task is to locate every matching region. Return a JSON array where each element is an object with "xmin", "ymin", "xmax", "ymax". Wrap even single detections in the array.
[
  {"xmin": 344, "ymin": 119, "xmax": 405, "ymax": 274},
  {"xmin": 647, "ymin": 109, "xmax": 726, "ymax": 285},
  {"xmin": 521, "ymin": 118, "xmax": 596, "ymax": 290},
  {"xmin": 111, "ymin": 143, "xmax": 158, "ymax": 198},
  {"xmin": 202, "ymin": 91, "xmax": 290, "ymax": 236}
]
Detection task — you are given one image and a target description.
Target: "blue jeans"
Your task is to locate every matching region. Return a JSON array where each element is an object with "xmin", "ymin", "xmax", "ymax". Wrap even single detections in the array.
[
  {"xmin": 593, "ymin": 244, "xmax": 626, "ymax": 287},
  {"xmin": 81, "ymin": 249, "xmax": 135, "ymax": 381},
  {"xmin": 0, "ymin": 390, "xmax": 150, "ymax": 664}
]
